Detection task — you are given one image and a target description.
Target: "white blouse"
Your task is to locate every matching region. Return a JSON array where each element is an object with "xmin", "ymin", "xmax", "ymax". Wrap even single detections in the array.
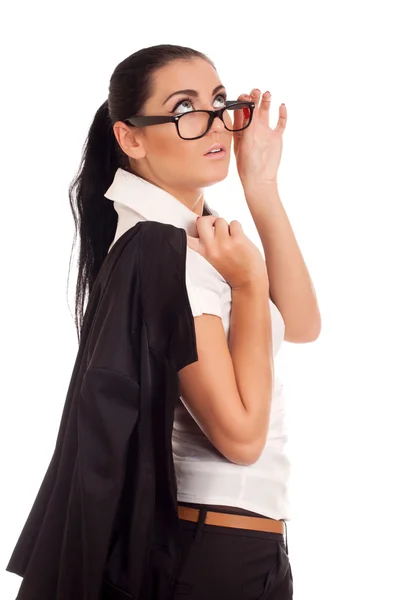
[{"xmin": 105, "ymin": 168, "xmax": 292, "ymax": 521}]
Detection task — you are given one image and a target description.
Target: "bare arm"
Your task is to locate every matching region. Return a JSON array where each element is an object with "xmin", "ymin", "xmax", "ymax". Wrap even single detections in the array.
[
  {"xmin": 178, "ymin": 277, "xmax": 273, "ymax": 466},
  {"xmin": 229, "ymin": 278, "xmax": 274, "ymax": 451}
]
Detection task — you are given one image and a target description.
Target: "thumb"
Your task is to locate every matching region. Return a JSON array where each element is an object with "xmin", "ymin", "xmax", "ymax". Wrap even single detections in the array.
[
  {"xmin": 233, "ymin": 94, "xmax": 250, "ymax": 155},
  {"xmin": 233, "ymin": 96, "xmax": 246, "ymax": 131}
]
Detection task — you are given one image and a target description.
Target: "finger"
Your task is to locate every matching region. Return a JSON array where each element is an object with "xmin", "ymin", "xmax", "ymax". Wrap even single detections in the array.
[
  {"xmin": 198, "ymin": 216, "xmax": 231, "ymax": 246},
  {"xmin": 250, "ymin": 88, "xmax": 262, "ymax": 110},
  {"xmin": 213, "ymin": 216, "xmax": 231, "ymax": 238},
  {"xmin": 229, "ymin": 219, "xmax": 243, "ymax": 238},
  {"xmin": 259, "ymin": 90, "xmax": 271, "ymax": 127},
  {"xmin": 195, "ymin": 215, "xmax": 219, "ymax": 244},
  {"xmin": 275, "ymin": 103, "xmax": 287, "ymax": 134}
]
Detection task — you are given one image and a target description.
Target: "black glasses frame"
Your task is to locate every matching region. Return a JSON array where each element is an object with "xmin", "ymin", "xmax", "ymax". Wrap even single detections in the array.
[{"xmin": 123, "ymin": 100, "xmax": 256, "ymax": 140}]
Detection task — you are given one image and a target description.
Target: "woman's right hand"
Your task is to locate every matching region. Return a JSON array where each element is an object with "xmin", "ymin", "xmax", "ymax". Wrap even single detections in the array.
[{"xmin": 186, "ymin": 216, "xmax": 269, "ymax": 290}]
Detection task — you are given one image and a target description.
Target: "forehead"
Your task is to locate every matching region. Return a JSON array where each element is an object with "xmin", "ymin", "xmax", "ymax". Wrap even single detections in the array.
[{"xmin": 149, "ymin": 58, "xmax": 222, "ymax": 103}]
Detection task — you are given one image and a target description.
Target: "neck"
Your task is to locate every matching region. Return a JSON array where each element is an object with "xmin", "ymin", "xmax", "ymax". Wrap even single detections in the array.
[{"xmin": 132, "ymin": 168, "xmax": 205, "ymax": 216}]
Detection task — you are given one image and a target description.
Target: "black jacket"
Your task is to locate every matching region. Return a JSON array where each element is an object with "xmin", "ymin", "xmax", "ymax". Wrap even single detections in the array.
[{"xmin": 5, "ymin": 221, "xmax": 199, "ymax": 600}]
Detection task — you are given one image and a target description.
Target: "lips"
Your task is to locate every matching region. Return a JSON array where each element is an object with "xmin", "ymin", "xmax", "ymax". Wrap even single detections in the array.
[{"xmin": 204, "ymin": 143, "xmax": 227, "ymax": 156}]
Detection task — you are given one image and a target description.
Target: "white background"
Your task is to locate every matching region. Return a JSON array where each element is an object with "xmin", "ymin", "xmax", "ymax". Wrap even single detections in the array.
[{"xmin": 1, "ymin": 1, "xmax": 399, "ymax": 599}]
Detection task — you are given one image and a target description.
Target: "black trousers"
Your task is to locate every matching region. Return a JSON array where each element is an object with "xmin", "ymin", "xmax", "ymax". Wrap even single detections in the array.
[{"xmin": 171, "ymin": 502, "xmax": 293, "ymax": 599}]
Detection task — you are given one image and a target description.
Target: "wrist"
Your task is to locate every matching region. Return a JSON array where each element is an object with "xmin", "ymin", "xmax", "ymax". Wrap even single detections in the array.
[
  {"xmin": 232, "ymin": 276, "xmax": 270, "ymax": 294},
  {"xmin": 240, "ymin": 176, "xmax": 278, "ymax": 188},
  {"xmin": 241, "ymin": 178, "xmax": 278, "ymax": 198}
]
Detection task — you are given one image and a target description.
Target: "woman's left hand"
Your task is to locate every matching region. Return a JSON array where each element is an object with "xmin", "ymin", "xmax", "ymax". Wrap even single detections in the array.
[{"xmin": 233, "ymin": 89, "xmax": 287, "ymax": 186}]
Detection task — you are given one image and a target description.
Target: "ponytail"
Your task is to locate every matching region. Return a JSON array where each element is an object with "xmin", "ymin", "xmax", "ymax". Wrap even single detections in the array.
[{"xmin": 68, "ymin": 100, "xmax": 124, "ymax": 343}]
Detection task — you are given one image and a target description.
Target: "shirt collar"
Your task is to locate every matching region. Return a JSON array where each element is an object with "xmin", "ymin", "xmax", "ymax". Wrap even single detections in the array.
[{"xmin": 104, "ymin": 168, "xmax": 218, "ymax": 237}]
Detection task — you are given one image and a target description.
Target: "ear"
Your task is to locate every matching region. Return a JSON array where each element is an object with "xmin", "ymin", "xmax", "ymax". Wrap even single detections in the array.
[{"xmin": 113, "ymin": 121, "xmax": 146, "ymax": 160}]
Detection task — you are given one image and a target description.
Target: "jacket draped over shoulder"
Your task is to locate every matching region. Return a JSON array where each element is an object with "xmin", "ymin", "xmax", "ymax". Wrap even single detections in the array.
[{"xmin": 6, "ymin": 221, "xmax": 198, "ymax": 600}]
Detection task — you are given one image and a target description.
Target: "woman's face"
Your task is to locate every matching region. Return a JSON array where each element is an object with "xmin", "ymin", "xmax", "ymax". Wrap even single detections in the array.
[{"xmin": 121, "ymin": 58, "xmax": 233, "ymax": 194}]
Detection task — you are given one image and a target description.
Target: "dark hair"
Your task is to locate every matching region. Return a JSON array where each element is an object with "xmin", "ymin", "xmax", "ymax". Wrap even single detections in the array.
[{"xmin": 67, "ymin": 44, "xmax": 215, "ymax": 342}]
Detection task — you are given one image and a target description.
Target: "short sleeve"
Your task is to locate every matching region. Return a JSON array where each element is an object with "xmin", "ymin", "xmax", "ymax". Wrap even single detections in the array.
[{"xmin": 185, "ymin": 247, "xmax": 224, "ymax": 319}]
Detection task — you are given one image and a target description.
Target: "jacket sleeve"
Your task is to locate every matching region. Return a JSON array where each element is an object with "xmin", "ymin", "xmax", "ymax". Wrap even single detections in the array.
[{"xmin": 64, "ymin": 366, "xmax": 140, "ymax": 600}]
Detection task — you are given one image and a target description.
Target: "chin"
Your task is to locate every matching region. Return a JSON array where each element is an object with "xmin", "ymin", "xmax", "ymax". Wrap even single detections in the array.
[{"xmin": 200, "ymin": 164, "xmax": 230, "ymax": 188}]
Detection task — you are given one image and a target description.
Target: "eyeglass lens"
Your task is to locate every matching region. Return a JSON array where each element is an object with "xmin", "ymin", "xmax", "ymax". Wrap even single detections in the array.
[{"xmin": 178, "ymin": 106, "xmax": 251, "ymax": 139}]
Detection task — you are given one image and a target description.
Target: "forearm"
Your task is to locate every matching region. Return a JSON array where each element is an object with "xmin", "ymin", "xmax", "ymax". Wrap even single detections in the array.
[
  {"xmin": 228, "ymin": 278, "xmax": 274, "ymax": 451},
  {"xmin": 243, "ymin": 181, "xmax": 321, "ymax": 342}
]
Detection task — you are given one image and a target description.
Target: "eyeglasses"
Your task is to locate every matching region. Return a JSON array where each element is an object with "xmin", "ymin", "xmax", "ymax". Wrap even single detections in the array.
[{"xmin": 123, "ymin": 100, "xmax": 255, "ymax": 141}]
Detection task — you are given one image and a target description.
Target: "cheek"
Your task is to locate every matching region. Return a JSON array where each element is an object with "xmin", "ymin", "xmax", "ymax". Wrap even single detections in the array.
[
  {"xmin": 149, "ymin": 130, "xmax": 173, "ymax": 153},
  {"xmin": 149, "ymin": 130, "xmax": 200, "ymax": 163}
]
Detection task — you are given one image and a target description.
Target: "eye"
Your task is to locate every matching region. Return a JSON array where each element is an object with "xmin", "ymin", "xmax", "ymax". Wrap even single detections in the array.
[
  {"xmin": 172, "ymin": 98, "xmax": 193, "ymax": 114},
  {"xmin": 172, "ymin": 92, "xmax": 227, "ymax": 114},
  {"xmin": 214, "ymin": 93, "xmax": 227, "ymax": 106}
]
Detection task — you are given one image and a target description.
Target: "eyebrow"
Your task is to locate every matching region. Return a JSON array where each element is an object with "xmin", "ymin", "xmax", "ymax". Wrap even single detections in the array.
[{"xmin": 163, "ymin": 84, "xmax": 226, "ymax": 105}]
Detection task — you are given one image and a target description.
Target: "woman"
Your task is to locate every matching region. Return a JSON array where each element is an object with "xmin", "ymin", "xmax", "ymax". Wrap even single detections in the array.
[{"xmin": 69, "ymin": 44, "xmax": 320, "ymax": 599}]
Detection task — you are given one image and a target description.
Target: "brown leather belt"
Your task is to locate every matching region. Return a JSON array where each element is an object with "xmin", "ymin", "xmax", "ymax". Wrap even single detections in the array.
[{"xmin": 177, "ymin": 505, "xmax": 285, "ymax": 534}]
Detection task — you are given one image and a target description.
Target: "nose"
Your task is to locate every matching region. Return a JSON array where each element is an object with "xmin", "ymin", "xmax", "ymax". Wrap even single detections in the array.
[{"xmin": 209, "ymin": 111, "xmax": 225, "ymax": 134}]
